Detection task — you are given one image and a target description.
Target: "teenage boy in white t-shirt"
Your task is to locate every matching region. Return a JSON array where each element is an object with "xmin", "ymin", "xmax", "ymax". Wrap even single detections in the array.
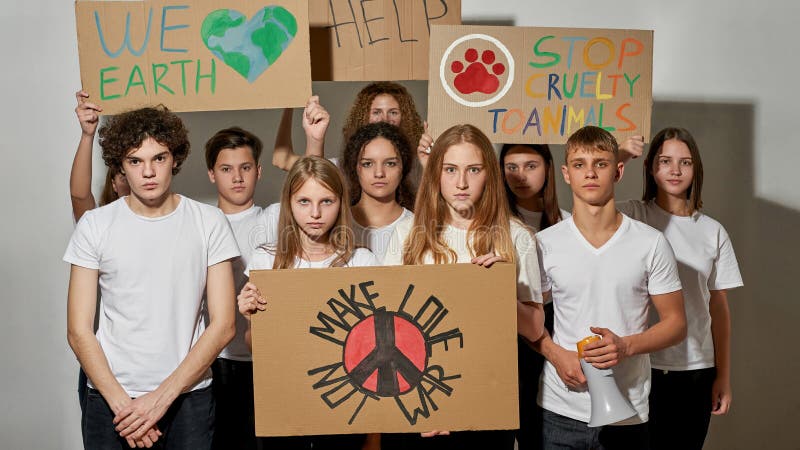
[
  {"xmin": 534, "ymin": 126, "xmax": 687, "ymax": 449},
  {"xmin": 204, "ymin": 127, "xmax": 280, "ymax": 450},
  {"xmin": 65, "ymin": 106, "xmax": 239, "ymax": 449}
]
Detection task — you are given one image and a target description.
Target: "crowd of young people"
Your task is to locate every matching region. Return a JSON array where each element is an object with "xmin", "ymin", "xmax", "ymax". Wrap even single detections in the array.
[{"xmin": 65, "ymin": 81, "xmax": 742, "ymax": 450}]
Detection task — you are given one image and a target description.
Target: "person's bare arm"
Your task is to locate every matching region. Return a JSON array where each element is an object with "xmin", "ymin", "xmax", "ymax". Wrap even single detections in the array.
[
  {"xmin": 530, "ymin": 291, "xmax": 587, "ymax": 388},
  {"xmin": 273, "ymin": 96, "xmax": 329, "ymax": 171},
  {"xmin": 517, "ymin": 301, "xmax": 544, "ymax": 344},
  {"xmin": 709, "ymin": 289, "xmax": 732, "ymax": 415},
  {"xmin": 67, "ymin": 265, "xmax": 161, "ymax": 447},
  {"xmin": 301, "ymin": 95, "xmax": 329, "ymax": 158},
  {"xmin": 618, "ymin": 135, "xmax": 645, "ymax": 164},
  {"xmin": 582, "ymin": 290, "xmax": 686, "ymax": 368},
  {"xmin": 272, "ymin": 108, "xmax": 299, "ymax": 171},
  {"xmin": 71, "ymin": 90, "xmax": 101, "ymax": 221},
  {"xmin": 113, "ymin": 260, "xmax": 236, "ymax": 441}
]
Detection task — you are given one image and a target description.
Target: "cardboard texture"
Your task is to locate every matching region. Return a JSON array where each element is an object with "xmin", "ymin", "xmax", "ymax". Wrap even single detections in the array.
[
  {"xmin": 427, "ymin": 25, "xmax": 653, "ymax": 144},
  {"xmin": 249, "ymin": 263, "xmax": 519, "ymax": 436},
  {"xmin": 308, "ymin": 0, "xmax": 461, "ymax": 81},
  {"xmin": 75, "ymin": 0, "xmax": 311, "ymax": 115}
]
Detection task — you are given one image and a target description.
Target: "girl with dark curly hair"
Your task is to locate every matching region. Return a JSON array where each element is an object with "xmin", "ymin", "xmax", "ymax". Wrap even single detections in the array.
[{"xmin": 339, "ymin": 122, "xmax": 416, "ymax": 262}]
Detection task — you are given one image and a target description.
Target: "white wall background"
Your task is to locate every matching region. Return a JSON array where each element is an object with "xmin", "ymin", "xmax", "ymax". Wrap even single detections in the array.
[{"xmin": 1, "ymin": 1, "xmax": 798, "ymax": 448}]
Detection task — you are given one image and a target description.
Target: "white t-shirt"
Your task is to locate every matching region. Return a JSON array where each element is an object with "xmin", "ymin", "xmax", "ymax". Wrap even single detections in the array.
[
  {"xmin": 383, "ymin": 216, "xmax": 543, "ymax": 304},
  {"xmin": 218, "ymin": 204, "xmax": 281, "ymax": 361},
  {"xmin": 351, "ymin": 208, "xmax": 413, "ymax": 262},
  {"xmin": 617, "ymin": 200, "xmax": 743, "ymax": 370},
  {"xmin": 517, "ymin": 207, "xmax": 571, "ymax": 233},
  {"xmin": 245, "ymin": 246, "xmax": 378, "ymax": 274},
  {"xmin": 536, "ymin": 214, "xmax": 682, "ymax": 424},
  {"xmin": 63, "ymin": 195, "xmax": 240, "ymax": 397}
]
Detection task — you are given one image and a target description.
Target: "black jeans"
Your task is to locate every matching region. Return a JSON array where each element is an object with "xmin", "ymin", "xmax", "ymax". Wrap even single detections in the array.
[
  {"xmin": 542, "ymin": 409, "xmax": 649, "ymax": 450},
  {"xmin": 649, "ymin": 367, "xmax": 716, "ymax": 450},
  {"xmin": 517, "ymin": 302, "xmax": 554, "ymax": 450},
  {"xmin": 382, "ymin": 430, "xmax": 515, "ymax": 450},
  {"xmin": 211, "ymin": 358, "xmax": 257, "ymax": 450},
  {"xmin": 82, "ymin": 385, "xmax": 214, "ymax": 449}
]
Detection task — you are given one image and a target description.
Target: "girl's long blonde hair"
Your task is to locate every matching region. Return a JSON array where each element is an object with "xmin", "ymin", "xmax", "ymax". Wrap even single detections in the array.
[
  {"xmin": 271, "ymin": 156, "xmax": 354, "ymax": 269},
  {"xmin": 403, "ymin": 124, "xmax": 516, "ymax": 265}
]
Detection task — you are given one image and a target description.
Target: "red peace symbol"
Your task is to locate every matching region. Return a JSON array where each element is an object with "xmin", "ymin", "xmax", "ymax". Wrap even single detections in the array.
[{"xmin": 343, "ymin": 308, "xmax": 427, "ymax": 396}]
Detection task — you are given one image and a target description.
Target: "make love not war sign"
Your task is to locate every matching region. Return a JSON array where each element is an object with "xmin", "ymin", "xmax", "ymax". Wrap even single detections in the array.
[
  {"xmin": 248, "ymin": 263, "xmax": 519, "ymax": 435},
  {"xmin": 427, "ymin": 25, "xmax": 653, "ymax": 144},
  {"xmin": 75, "ymin": 0, "xmax": 311, "ymax": 114}
]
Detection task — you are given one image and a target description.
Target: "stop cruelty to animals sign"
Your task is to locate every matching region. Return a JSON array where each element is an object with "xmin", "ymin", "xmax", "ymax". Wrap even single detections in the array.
[
  {"xmin": 75, "ymin": 0, "xmax": 311, "ymax": 114},
  {"xmin": 248, "ymin": 263, "xmax": 519, "ymax": 435},
  {"xmin": 427, "ymin": 25, "xmax": 654, "ymax": 144}
]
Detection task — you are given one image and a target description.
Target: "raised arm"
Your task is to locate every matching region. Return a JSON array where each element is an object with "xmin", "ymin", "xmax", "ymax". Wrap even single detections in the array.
[
  {"xmin": 272, "ymin": 108, "xmax": 299, "ymax": 171},
  {"xmin": 618, "ymin": 135, "xmax": 645, "ymax": 164},
  {"xmin": 272, "ymin": 95, "xmax": 329, "ymax": 171},
  {"xmin": 416, "ymin": 120, "xmax": 433, "ymax": 169},
  {"xmin": 113, "ymin": 260, "xmax": 236, "ymax": 442},
  {"xmin": 71, "ymin": 90, "xmax": 101, "ymax": 221}
]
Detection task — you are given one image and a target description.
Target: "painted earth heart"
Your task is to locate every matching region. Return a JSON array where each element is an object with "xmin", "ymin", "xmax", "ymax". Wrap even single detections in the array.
[{"xmin": 201, "ymin": 6, "xmax": 297, "ymax": 83}]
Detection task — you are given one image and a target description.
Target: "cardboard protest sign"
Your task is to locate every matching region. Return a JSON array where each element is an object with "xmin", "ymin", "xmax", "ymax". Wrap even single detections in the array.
[
  {"xmin": 249, "ymin": 263, "xmax": 519, "ymax": 435},
  {"xmin": 75, "ymin": 0, "xmax": 311, "ymax": 114},
  {"xmin": 308, "ymin": 0, "xmax": 461, "ymax": 80},
  {"xmin": 427, "ymin": 25, "xmax": 653, "ymax": 144}
]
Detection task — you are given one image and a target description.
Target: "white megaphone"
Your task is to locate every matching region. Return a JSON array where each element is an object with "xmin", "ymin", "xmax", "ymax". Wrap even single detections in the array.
[{"xmin": 577, "ymin": 335, "xmax": 637, "ymax": 427}]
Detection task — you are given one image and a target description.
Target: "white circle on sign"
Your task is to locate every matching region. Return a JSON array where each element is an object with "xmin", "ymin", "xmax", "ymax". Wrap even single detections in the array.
[{"xmin": 439, "ymin": 33, "xmax": 515, "ymax": 108}]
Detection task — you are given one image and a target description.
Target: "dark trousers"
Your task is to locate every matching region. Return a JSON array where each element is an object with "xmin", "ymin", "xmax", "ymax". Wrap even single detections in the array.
[
  {"xmin": 211, "ymin": 358, "xmax": 257, "ymax": 450},
  {"xmin": 382, "ymin": 430, "xmax": 515, "ymax": 450},
  {"xmin": 78, "ymin": 367, "xmax": 88, "ymax": 413},
  {"xmin": 542, "ymin": 409, "xmax": 649, "ymax": 450},
  {"xmin": 649, "ymin": 367, "xmax": 716, "ymax": 450},
  {"xmin": 82, "ymin": 385, "xmax": 214, "ymax": 450},
  {"xmin": 517, "ymin": 302, "xmax": 554, "ymax": 450}
]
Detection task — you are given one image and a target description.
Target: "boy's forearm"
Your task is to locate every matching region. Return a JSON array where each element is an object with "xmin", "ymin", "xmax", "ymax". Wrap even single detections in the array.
[
  {"xmin": 154, "ymin": 319, "xmax": 235, "ymax": 401},
  {"xmin": 68, "ymin": 327, "xmax": 130, "ymax": 412}
]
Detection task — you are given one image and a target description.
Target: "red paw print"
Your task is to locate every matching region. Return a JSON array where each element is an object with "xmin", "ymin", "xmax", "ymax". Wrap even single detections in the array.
[{"xmin": 451, "ymin": 48, "xmax": 506, "ymax": 95}]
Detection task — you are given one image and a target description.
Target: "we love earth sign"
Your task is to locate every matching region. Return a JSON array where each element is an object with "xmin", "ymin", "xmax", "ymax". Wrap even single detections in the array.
[{"xmin": 75, "ymin": 0, "xmax": 311, "ymax": 114}]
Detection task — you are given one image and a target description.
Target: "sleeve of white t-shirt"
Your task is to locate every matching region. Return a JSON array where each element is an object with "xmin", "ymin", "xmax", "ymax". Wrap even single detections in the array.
[
  {"xmin": 208, "ymin": 209, "xmax": 241, "ymax": 266},
  {"xmin": 708, "ymin": 226, "xmax": 744, "ymax": 290},
  {"xmin": 244, "ymin": 247, "xmax": 275, "ymax": 277},
  {"xmin": 63, "ymin": 212, "xmax": 100, "ymax": 270},
  {"xmin": 647, "ymin": 233, "xmax": 683, "ymax": 295},
  {"xmin": 535, "ymin": 234, "xmax": 552, "ymax": 293},
  {"xmin": 513, "ymin": 224, "xmax": 543, "ymax": 303}
]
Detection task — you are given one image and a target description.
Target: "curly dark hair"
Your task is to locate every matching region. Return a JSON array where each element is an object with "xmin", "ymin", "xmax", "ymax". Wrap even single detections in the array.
[
  {"xmin": 98, "ymin": 105, "xmax": 190, "ymax": 175},
  {"xmin": 342, "ymin": 82, "xmax": 424, "ymax": 149},
  {"xmin": 340, "ymin": 122, "xmax": 415, "ymax": 210}
]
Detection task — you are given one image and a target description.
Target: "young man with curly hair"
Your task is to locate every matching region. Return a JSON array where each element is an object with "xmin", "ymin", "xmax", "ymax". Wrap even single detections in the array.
[{"xmin": 64, "ymin": 106, "xmax": 239, "ymax": 449}]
